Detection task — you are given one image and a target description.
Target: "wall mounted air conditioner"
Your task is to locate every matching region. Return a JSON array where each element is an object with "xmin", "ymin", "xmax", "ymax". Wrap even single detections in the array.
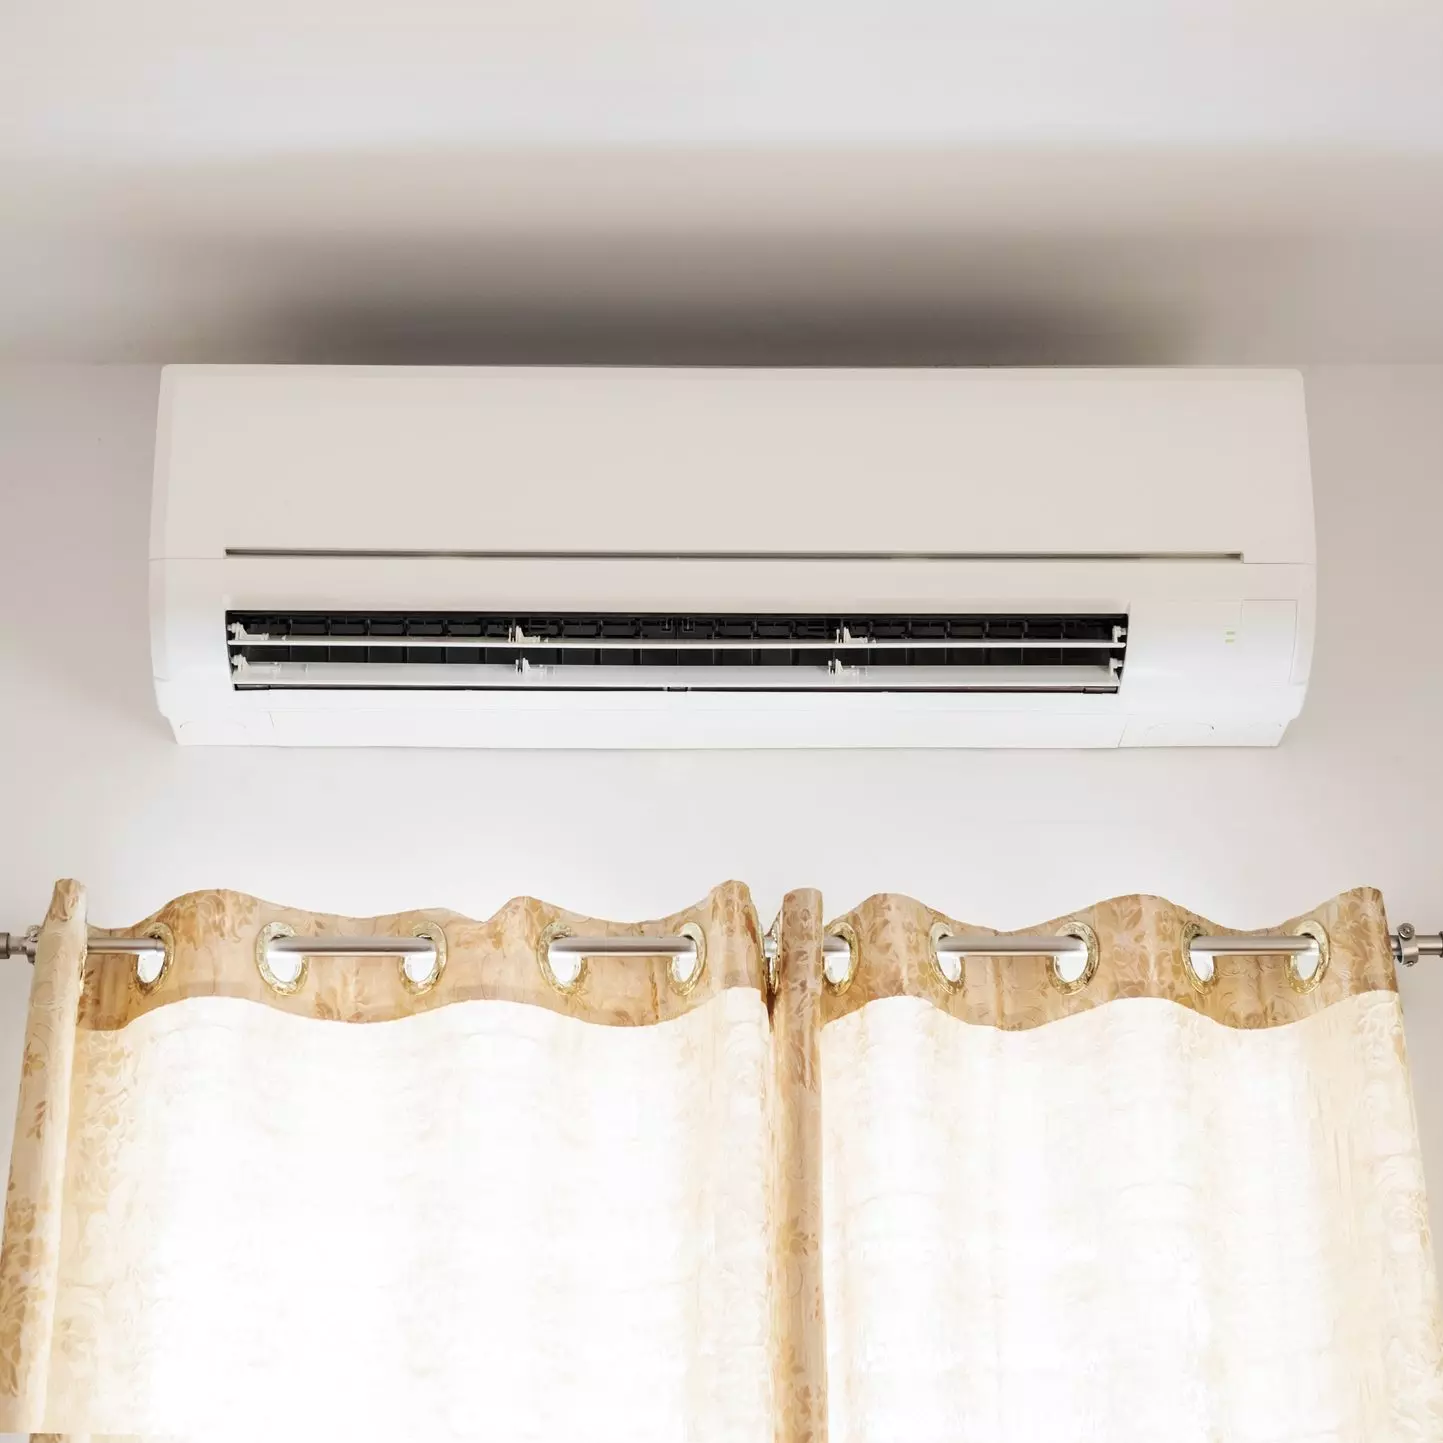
[{"xmin": 151, "ymin": 365, "xmax": 1314, "ymax": 748}]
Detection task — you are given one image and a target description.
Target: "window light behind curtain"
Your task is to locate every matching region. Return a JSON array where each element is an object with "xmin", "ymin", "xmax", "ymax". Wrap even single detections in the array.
[{"xmin": 2, "ymin": 878, "xmax": 1441, "ymax": 1440}]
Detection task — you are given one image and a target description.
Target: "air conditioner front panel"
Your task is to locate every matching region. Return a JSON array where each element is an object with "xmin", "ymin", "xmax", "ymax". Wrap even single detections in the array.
[{"xmin": 154, "ymin": 366, "xmax": 1313, "ymax": 565}]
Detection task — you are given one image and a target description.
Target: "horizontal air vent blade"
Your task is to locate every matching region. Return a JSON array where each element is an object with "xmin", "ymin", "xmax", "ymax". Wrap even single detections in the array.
[
  {"xmin": 232, "ymin": 662, "xmax": 1121, "ymax": 693},
  {"xmin": 227, "ymin": 611, "xmax": 1127, "ymax": 695}
]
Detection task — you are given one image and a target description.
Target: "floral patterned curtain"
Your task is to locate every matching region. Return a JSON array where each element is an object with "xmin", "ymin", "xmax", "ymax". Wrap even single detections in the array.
[{"xmin": 2, "ymin": 878, "xmax": 1440, "ymax": 1440}]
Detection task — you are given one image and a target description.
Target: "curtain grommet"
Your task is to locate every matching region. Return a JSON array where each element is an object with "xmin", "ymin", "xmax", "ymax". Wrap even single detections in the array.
[
  {"xmin": 400, "ymin": 922, "xmax": 447, "ymax": 995},
  {"xmin": 1287, "ymin": 919, "xmax": 1331, "ymax": 993},
  {"xmin": 538, "ymin": 920, "xmax": 584, "ymax": 994},
  {"xmin": 256, "ymin": 921, "xmax": 306, "ymax": 995},
  {"xmin": 1181, "ymin": 920, "xmax": 1216, "ymax": 992},
  {"xmin": 928, "ymin": 920, "xmax": 964, "ymax": 989},
  {"xmin": 668, "ymin": 921, "xmax": 707, "ymax": 996},
  {"xmin": 1048, "ymin": 920, "xmax": 1099, "ymax": 994},
  {"xmin": 132, "ymin": 921, "xmax": 175, "ymax": 994},
  {"xmin": 823, "ymin": 920, "xmax": 859, "ymax": 994}
]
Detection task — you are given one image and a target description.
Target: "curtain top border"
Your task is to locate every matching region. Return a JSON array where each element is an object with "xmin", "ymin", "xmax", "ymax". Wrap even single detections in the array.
[{"xmin": 42, "ymin": 881, "xmax": 1394, "ymax": 1032}]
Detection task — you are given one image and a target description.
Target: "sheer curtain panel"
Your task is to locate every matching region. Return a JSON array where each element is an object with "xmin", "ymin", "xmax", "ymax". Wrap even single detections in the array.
[
  {"xmin": 815, "ymin": 889, "xmax": 1443, "ymax": 1443},
  {"xmin": 2, "ymin": 878, "xmax": 1440, "ymax": 1441},
  {"xmin": 0, "ymin": 880, "xmax": 776, "ymax": 1441}
]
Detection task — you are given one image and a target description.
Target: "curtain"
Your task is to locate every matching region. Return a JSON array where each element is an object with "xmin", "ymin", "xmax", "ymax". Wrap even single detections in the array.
[
  {"xmin": 816, "ymin": 891, "xmax": 1443, "ymax": 1442},
  {"xmin": 1, "ymin": 880, "xmax": 1440, "ymax": 1440}
]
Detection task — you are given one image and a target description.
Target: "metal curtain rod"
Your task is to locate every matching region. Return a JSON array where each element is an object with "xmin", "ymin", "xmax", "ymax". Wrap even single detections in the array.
[{"xmin": 2, "ymin": 925, "xmax": 1441, "ymax": 968}]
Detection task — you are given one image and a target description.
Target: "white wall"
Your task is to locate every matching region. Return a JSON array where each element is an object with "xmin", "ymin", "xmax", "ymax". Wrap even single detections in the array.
[{"xmin": 3, "ymin": 362, "xmax": 1443, "ymax": 1229}]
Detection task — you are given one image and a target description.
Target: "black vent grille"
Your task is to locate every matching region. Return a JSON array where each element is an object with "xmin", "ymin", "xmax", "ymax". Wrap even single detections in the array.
[{"xmin": 227, "ymin": 611, "xmax": 1127, "ymax": 692}]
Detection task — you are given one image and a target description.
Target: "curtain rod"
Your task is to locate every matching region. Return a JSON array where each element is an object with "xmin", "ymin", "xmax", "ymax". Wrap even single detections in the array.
[{"xmin": 2, "ymin": 926, "xmax": 1440, "ymax": 967}]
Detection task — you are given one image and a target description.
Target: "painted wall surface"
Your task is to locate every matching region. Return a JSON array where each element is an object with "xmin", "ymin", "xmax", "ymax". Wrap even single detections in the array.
[{"xmin": 2, "ymin": 361, "xmax": 1442, "ymax": 1243}]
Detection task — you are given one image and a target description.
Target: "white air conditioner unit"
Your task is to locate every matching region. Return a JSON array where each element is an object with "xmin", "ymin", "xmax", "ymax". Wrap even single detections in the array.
[{"xmin": 151, "ymin": 365, "xmax": 1314, "ymax": 748}]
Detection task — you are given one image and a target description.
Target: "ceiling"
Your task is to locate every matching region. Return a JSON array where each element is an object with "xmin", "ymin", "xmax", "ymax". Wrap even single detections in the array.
[{"xmin": 6, "ymin": 2, "xmax": 1443, "ymax": 364}]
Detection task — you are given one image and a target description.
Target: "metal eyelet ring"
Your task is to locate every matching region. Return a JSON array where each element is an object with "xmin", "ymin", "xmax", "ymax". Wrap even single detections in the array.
[
  {"xmin": 1047, "ymin": 920, "xmax": 1100, "ymax": 994},
  {"xmin": 668, "ymin": 922, "xmax": 708, "ymax": 995},
  {"xmin": 400, "ymin": 922, "xmax": 447, "ymax": 995},
  {"xmin": 538, "ymin": 920, "xmax": 584, "ymax": 994},
  {"xmin": 1287, "ymin": 919, "xmax": 1331, "ymax": 993},
  {"xmin": 1180, "ymin": 920, "xmax": 1216, "ymax": 992},
  {"xmin": 928, "ymin": 920, "xmax": 964, "ymax": 989},
  {"xmin": 133, "ymin": 921, "xmax": 175, "ymax": 994},
  {"xmin": 823, "ymin": 920, "xmax": 859, "ymax": 994},
  {"xmin": 256, "ymin": 921, "xmax": 306, "ymax": 995}
]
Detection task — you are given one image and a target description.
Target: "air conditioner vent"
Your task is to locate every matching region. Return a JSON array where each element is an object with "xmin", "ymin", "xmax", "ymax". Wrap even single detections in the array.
[{"xmin": 227, "ymin": 611, "xmax": 1128, "ymax": 693}]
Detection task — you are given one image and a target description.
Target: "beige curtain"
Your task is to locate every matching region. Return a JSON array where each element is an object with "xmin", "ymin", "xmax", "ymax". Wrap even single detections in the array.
[
  {"xmin": 2, "ymin": 880, "xmax": 1441, "ymax": 1440},
  {"xmin": 817, "ymin": 890, "xmax": 1443, "ymax": 1442}
]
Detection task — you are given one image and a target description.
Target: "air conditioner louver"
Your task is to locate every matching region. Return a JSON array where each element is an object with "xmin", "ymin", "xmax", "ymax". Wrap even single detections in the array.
[{"xmin": 227, "ymin": 611, "xmax": 1129, "ymax": 693}]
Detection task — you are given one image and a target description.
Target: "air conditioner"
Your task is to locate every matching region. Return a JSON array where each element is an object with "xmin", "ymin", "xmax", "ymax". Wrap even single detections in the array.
[{"xmin": 151, "ymin": 365, "xmax": 1314, "ymax": 748}]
